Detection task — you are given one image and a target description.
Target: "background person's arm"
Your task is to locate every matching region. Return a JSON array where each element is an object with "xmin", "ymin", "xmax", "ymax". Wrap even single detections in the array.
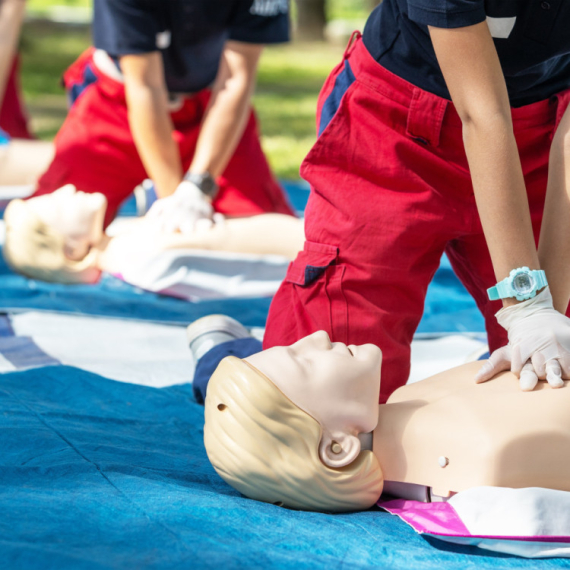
[
  {"xmin": 429, "ymin": 22, "xmax": 539, "ymax": 305},
  {"xmin": 0, "ymin": 0, "xmax": 26, "ymax": 111},
  {"xmin": 121, "ymin": 52, "xmax": 183, "ymax": 198},
  {"xmin": 189, "ymin": 40, "xmax": 263, "ymax": 180}
]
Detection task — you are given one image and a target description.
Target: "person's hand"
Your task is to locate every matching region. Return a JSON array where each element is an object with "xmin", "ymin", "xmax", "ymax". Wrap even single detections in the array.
[
  {"xmin": 475, "ymin": 287, "xmax": 570, "ymax": 390},
  {"xmin": 146, "ymin": 180, "xmax": 213, "ymax": 234}
]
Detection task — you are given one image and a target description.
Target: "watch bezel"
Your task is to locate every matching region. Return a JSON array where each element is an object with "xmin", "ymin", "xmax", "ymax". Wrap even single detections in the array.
[{"xmin": 508, "ymin": 267, "xmax": 538, "ymax": 301}]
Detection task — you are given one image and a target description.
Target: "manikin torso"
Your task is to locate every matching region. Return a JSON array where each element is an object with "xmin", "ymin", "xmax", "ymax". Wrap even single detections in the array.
[
  {"xmin": 246, "ymin": 332, "xmax": 570, "ymax": 502},
  {"xmin": 376, "ymin": 361, "xmax": 570, "ymax": 500}
]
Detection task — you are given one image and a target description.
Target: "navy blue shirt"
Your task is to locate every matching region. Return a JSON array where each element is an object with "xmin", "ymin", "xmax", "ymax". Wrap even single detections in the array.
[
  {"xmin": 363, "ymin": 0, "xmax": 570, "ymax": 107},
  {"xmin": 93, "ymin": 0, "xmax": 289, "ymax": 93}
]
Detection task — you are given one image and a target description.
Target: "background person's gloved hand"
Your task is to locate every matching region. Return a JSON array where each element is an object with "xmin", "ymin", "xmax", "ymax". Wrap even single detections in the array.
[
  {"xmin": 146, "ymin": 180, "xmax": 214, "ymax": 234},
  {"xmin": 475, "ymin": 287, "xmax": 570, "ymax": 390}
]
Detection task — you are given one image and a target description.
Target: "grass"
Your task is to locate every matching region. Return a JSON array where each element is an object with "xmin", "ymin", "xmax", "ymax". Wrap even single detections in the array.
[{"xmin": 19, "ymin": 2, "xmax": 363, "ymax": 179}]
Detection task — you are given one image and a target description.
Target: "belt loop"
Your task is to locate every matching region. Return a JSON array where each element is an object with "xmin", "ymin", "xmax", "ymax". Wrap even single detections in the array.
[
  {"xmin": 406, "ymin": 88, "xmax": 448, "ymax": 148},
  {"xmin": 343, "ymin": 30, "xmax": 362, "ymax": 60}
]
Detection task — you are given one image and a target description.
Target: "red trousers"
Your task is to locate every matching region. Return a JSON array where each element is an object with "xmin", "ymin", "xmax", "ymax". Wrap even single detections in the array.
[
  {"xmin": 34, "ymin": 49, "xmax": 294, "ymax": 227},
  {"xmin": 0, "ymin": 56, "xmax": 33, "ymax": 139},
  {"xmin": 264, "ymin": 35, "xmax": 570, "ymax": 403}
]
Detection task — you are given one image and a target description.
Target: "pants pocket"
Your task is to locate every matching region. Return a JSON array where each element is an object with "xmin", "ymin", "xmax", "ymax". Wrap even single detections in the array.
[{"xmin": 285, "ymin": 240, "xmax": 349, "ymax": 344}]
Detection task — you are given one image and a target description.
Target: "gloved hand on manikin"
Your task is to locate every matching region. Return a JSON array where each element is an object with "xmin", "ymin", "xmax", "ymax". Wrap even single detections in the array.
[
  {"xmin": 146, "ymin": 180, "xmax": 214, "ymax": 234},
  {"xmin": 475, "ymin": 287, "xmax": 570, "ymax": 391}
]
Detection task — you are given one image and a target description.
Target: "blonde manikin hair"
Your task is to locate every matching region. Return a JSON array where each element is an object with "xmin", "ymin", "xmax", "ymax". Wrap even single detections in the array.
[
  {"xmin": 204, "ymin": 356, "xmax": 383, "ymax": 512},
  {"xmin": 3, "ymin": 199, "xmax": 101, "ymax": 284}
]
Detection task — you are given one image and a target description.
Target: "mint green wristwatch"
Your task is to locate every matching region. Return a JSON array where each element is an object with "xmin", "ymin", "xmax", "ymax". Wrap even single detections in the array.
[{"xmin": 487, "ymin": 267, "xmax": 547, "ymax": 302}]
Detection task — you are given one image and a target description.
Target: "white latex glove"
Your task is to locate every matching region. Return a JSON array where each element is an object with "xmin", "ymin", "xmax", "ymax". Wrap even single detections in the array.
[
  {"xmin": 146, "ymin": 180, "xmax": 214, "ymax": 234},
  {"xmin": 475, "ymin": 287, "xmax": 570, "ymax": 390}
]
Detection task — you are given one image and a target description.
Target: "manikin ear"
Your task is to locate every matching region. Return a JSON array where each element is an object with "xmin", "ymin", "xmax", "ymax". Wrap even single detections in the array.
[{"xmin": 319, "ymin": 432, "xmax": 361, "ymax": 468}]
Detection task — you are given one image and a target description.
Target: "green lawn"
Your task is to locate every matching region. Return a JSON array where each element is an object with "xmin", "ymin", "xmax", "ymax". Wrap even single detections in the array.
[{"xmin": 19, "ymin": 2, "xmax": 364, "ymax": 179}]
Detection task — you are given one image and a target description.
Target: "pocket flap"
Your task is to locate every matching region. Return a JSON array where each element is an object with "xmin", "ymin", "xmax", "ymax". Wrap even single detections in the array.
[{"xmin": 286, "ymin": 240, "xmax": 338, "ymax": 286}]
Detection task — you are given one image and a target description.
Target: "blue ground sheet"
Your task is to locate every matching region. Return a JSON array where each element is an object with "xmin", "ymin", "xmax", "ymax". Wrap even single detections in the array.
[{"xmin": 2, "ymin": 366, "xmax": 569, "ymax": 570}]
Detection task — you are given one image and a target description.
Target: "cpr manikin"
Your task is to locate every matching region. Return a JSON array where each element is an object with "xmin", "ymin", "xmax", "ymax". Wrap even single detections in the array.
[
  {"xmin": 2, "ymin": 185, "xmax": 304, "ymax": 284},
  {"xmin": 204, "ymin": 331, "xmax": 570, "ymax": 512}
]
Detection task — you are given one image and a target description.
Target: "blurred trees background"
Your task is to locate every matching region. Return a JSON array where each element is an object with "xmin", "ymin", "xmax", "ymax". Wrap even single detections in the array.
[{"xmin": 296, "ymin": 0, "xmax": 381, "ymax": 40}]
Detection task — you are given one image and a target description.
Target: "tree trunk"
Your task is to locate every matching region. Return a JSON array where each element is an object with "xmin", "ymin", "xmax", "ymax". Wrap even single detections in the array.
[{"xmin": 295, "ymin": 0, "xmax": 326, "ymax": 41}]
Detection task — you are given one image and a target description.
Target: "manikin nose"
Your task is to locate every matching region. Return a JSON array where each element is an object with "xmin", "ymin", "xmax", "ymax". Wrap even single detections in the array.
[{"xmin": 310, "ymin": 330, "xmax": 333, "ymax": 349}]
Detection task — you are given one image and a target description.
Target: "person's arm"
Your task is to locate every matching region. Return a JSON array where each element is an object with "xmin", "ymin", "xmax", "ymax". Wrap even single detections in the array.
[
  {"xmin": 429, "ymin": 22, "xmax": 539, "ymax": 301},
  {"xmin": 538, "ymin": 104, "xmax": 570, "ymax": 313},
  {"xmin": 189, "ymin": 40, "xmax": 264, "ymax": 180},
  {"xmin": 120, "ymin": 52, "xmax": 182, "ymax": 198},
  {"xmin": 0, "ymin": 0, "xmax": 26, "ymax": 110},
  {"xmin": 430, "ymin": 22, "xmax": 570, "ymax": 390},
  {"xmin": 145, "ymin": 40, "xmax": 263, "ymax": 233}
]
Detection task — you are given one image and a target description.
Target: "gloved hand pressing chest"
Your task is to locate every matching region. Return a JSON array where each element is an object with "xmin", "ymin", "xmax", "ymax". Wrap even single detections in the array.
[
  {"xmin": 475, "ymin": 287, "xmax": 570, "ymax": 391},
  {"xmin": 146, "ymin": 180, "xmax": 214, "ymax": 234}
]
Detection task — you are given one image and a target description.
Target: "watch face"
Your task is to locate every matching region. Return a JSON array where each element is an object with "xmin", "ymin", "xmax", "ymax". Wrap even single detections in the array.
[{"xmin": 513, "ymin": 272, "xmax": 535, "ymax": 295}]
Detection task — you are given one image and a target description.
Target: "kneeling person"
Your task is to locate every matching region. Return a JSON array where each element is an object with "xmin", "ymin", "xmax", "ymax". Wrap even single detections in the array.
[{"xmin": 33, "ymin": 0, "xmax": 294, "ymax": 228}]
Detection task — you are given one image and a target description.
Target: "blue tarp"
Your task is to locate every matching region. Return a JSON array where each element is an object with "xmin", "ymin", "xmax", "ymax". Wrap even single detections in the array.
[{"xmin": 2, "ymin": 365, "xmax": 569, "ymax": 569}]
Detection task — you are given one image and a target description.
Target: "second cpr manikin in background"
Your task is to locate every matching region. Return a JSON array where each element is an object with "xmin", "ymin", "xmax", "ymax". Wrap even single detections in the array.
[{"xmin": 2, "ymin": 186, "xmax": 304, "ymax": 295}]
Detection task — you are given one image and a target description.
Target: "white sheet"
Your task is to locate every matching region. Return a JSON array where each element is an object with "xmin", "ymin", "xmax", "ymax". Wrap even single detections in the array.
[
  {"xmin": 10, "ymin": 312, "xmax": 194, "ymax": 388},
  {"xmin": 117, "ymin": 248, "xmax": 290, "ymax": 301},
  {"xmin": 448, "ymin": 487, "xmax": 570, "ymax": 558}
]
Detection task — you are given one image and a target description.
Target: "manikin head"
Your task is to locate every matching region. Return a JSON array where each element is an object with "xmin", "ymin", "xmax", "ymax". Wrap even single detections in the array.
[
  {"xmin": 3, "ymin": 185, "xmax": 106, "ymax": 284},
  {"xmin": 204, "ymin": 331, "xmax": 384, "ymax": 512}
]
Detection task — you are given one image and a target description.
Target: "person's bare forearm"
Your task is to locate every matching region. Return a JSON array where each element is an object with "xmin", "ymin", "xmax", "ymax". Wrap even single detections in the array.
[
  {"xmin": 538, "ymin": 108, "xmax": 570, "ymax": 313},
  {"xmin": 463, "ymin": 114, "xmax": 540, "ymax": 301},
  {"xmin": 190, "ymin": 73, "xmax": 252, "ymax": 178},
  {"xmin": 429, "ymin": 23, "xmax": 541, "ymax": 308},
  {"xmin": 0, "ymin": 0, "xmax": 26, "ymax": 109},
  {"xmin": 125, "ymin": 83, "xmax": 182, "ymax": 197},
  {"xmin": 190, "ymin": 41, "xmax": 262, "ymax": 179}
]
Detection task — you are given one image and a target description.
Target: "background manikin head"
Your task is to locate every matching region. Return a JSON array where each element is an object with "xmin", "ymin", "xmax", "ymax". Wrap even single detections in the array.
[
  {"xmin": 2, "ymin": 185, "xmax": 107, "ymax": 284},
  {"xmin": 25, "ymin": 185, "xmax": 106, "ymax": 260},
  {"xmin": 204, "ymin": 332, "xmax": 384, "ymax": 512}
]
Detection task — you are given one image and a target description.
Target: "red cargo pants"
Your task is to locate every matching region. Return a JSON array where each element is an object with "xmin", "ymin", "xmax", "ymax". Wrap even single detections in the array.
[
  {"xmin": 0, "ymin": 56, "xmax": 33, "ymax": 139},
  {"xmin": 264, "ymin": 35, "xmax": 570, "ymax": 402},
  {"xmin": 33, "ymin": 49, "xmax": 294, "ymax": 227}
]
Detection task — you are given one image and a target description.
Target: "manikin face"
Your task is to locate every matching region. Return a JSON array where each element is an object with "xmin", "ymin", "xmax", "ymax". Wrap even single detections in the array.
[
  {"xmin": 245, "ymin": 331, "xmax": 382, "ymax": 468},
  {"xmin": 27, "ymin": 185, "xmax": 107, "ymax": 260}
]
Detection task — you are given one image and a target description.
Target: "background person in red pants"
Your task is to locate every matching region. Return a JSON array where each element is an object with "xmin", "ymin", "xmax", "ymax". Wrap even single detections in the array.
[
  {"xmin": 263, "ymin": 1, "xmax": 570, "ymax": 402},
  {"xmin": 33, "ymin": 0, "xmax": 294, "ymax": 229},
  {"xmin": 0, "ymin": 0, "xmax": 33, "ymax": 140}
]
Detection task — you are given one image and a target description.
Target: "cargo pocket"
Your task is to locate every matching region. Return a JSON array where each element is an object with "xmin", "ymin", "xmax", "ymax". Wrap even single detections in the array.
[{"xmin": 285, "ymin": 240, "xmax": 349, "ymax": 344}]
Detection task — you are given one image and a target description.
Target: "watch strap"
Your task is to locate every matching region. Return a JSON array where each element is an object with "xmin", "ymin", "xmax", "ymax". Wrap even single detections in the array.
[
  {"xmin": 184, "ymin": 171, "xmax": 218, "ymax": 198},
  {"xmin": 535, "ymin": 269, "xmax": 547, "ymax": 291},
  {"xmin": 487, "ymin": 269, "xmax": 548, "ymax": 301},
  {"xmin": 488, "ymin": 285, "xmax": 500, "ymax": 301}
]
